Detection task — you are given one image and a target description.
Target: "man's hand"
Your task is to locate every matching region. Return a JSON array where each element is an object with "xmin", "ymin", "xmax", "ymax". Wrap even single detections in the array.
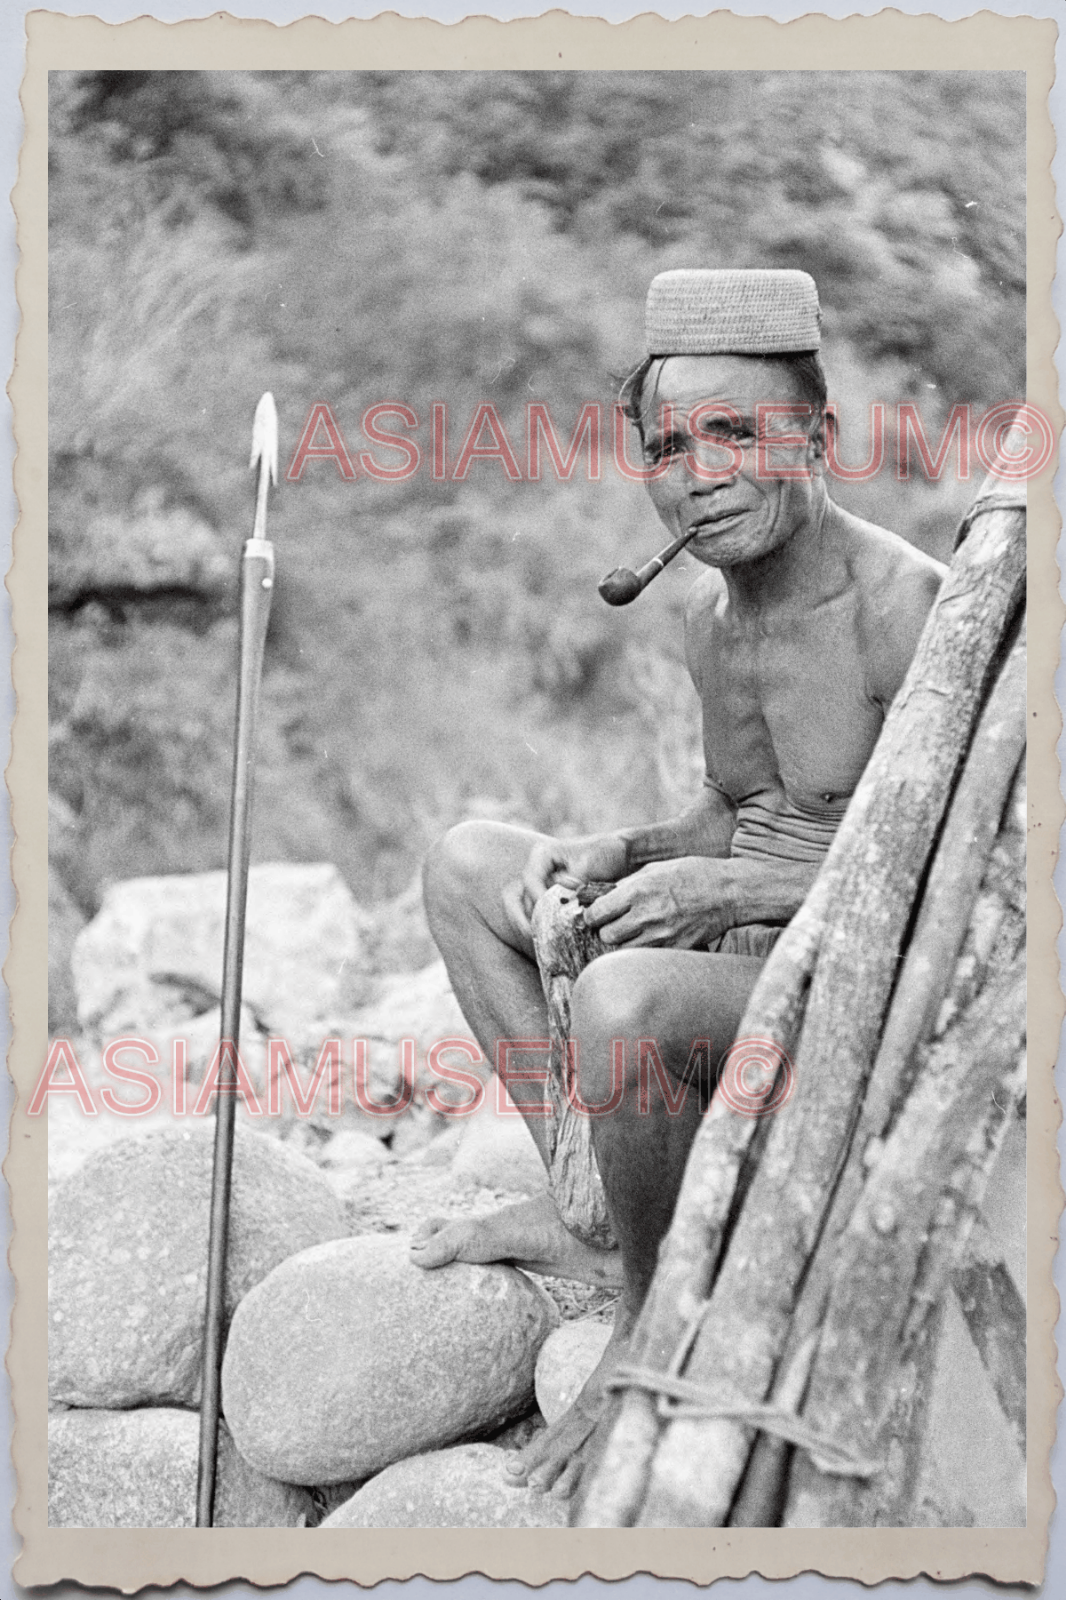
[
  {"xmin": 580, "ymin": 857, "xmax": 737, "ymax": 949},
  {"xmin": 502, "ymin": 833, "xmax": 630, "ymax": 943}
]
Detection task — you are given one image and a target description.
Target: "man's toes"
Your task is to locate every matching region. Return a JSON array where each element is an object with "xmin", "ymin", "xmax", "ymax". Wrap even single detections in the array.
[
  {"xmin": 526, "ymin": 1457, "xmax": 565, "ymax": 1493},
  {"xmin": 409, "ymin": 1219, "xmax": 462, "ymax": 1267},
  {"xmin": 550, "ymin": 1455, "xmax": 583, "ymax": 1500}
]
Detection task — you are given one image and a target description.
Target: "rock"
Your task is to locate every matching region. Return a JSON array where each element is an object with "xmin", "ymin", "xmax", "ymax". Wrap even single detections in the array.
[
  {"xmin": 179, "ymin": 1006, "xmax": 269, "ymax": 1097},
  {"xmin": 320, "ymin": 1126, "xmax": 394, "ymax": 1173},
  {"xmin": 72, "ymin": 863, "xmax": 375, "ymax": 1039},
  {"xmin": 388, "ymin": 1104, "xmax": 451, "ymax": 1160},
  {"xmin": 319, "ymin": 1127, "xmax": 394, "ymax": 1202},
  {"xmin": 449, "ymin": 1088, "xmax": 547, "ymax": 1196},
  {"xmin": 403, "ymin": 1118, "xmax": 465, "ymax": 1169},
  {"xmin": 222, "ymin": 1234, "xmax": 559, "ymax": 1485},
  {"xmin": 318, "ymin": 1443, "xmax": 567, "ymax": 1528},
  {"xmin": 343, "ymin": 960, "xmax": 477, "ymax": 1093},
  {"xmin": 534, "ymin": 1319, "xmax": 614, "ymax": 1425},
  {"xmin": 48, "ymin": 1409, "xmax": 312, "ymax": 1527},
  {"xmin": 360, "ymin": 873, "xmax": 439, "ymax": 976},
  {"xmin": 49, "ymin": 869, "xmax": 86, "ymax": 1036},
  {"xmin": 49, "ymin": 1125, "xmax": 345, "ymax": 1408}
]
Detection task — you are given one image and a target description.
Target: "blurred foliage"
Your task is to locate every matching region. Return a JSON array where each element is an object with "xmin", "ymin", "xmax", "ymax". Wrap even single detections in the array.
[{"xmin": 48, "ymin": 70, "xmax": 1025, "ymax": 912}]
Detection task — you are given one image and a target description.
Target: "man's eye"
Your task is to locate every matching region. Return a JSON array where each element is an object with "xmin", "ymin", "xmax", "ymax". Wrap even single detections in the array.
[
  {"xmin": 697, "ymin": 426, "xmax": 754, "ymax": 448},
  {"xmin": 645, "ymin": 434, "xmax": 684, "ymax": 465}
]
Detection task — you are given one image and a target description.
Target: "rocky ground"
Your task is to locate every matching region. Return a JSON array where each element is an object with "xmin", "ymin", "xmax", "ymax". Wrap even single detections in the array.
[{"xmin": 47, "ymin": 863, "xmax": 615, "ymax": 1527}]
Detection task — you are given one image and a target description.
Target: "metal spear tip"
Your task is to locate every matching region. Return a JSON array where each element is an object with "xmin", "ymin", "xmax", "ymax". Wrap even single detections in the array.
[{"xmin": 250, "ymin": 392, "xmax": 279, "ymax": 486}]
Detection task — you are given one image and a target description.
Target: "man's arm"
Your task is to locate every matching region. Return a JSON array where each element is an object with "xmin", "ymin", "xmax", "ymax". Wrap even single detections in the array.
[
  {"xmin": 615, "ymin": 778, "xmax": 736, "ymax": 867},
  {"xmin": 581, "ymin": 850, "xmax": 819, "ymax": 950},
  {"xmin": 504, "ymin": 780, "xmax": 736, "ymax": 942}
]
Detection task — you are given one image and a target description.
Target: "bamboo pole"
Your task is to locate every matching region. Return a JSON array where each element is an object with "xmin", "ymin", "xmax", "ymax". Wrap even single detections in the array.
[
  {"xmin": 784, "ymin": 954, "xmax": 1025, "ymax": 1526},
  {"xmin": 780, "ymin": 763, "xmax": 1026, "ymax": 1526},
  {"xmin": 729, "ymin": 629, "xmax": 1026, "ymax": 1525}
]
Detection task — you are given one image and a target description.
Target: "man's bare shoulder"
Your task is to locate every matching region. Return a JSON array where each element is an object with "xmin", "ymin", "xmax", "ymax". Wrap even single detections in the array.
[
  {"xmin": 682, "ymin": 569, "xmax": 728, "ymax": 688},
  {"xmin": 834, "ymin": 508, "xmax": 947, "ymax": 706}
]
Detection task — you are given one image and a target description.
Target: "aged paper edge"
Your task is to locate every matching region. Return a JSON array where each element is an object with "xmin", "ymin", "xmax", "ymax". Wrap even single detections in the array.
[{"xmin": 8, "ymin": 6, "xmax": 1062, "ymax": 1589}]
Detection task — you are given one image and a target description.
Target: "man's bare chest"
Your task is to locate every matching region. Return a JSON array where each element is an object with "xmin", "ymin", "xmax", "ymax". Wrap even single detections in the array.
[{"xmin": 698, "ymin": 615, "xmax": 885, "ymax": 810}]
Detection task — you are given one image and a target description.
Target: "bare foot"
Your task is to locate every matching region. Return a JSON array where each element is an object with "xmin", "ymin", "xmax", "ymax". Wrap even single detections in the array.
[
  {"xmin": 409, "ymin": 1192, "xmax": 622, "ymax": 1288},
  {"xmin": 506, "ymin": 1305, "xmax": 633, "ymax": 1499}
]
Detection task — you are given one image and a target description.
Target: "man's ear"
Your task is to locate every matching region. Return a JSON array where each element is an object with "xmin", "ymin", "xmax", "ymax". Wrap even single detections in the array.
[{"xmin": 807, "ymin": 410, "xmax": 829, "ymax": 470}]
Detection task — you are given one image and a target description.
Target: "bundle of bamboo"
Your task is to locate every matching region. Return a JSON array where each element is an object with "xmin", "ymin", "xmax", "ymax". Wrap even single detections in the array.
[{"xmin": 535, "ymin": 467, "xmax": 1027, "ymax": 1529}]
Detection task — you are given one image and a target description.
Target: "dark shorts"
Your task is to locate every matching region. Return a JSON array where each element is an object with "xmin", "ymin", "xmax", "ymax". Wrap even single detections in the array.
[{"xmin": 707, "ymin": 922, "xmax": 785, "ymax": 959}]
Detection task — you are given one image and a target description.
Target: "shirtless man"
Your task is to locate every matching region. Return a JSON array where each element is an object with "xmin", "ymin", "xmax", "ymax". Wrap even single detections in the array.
[{"xmin": 411, "ymin": 269, "xmax": 945, "ymax": 1499}]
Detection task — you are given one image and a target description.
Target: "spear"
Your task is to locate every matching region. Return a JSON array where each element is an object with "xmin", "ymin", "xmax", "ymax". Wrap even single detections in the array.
[{"xmin": 196, "ymin": 393, "xmax": 279, "ymax": 1527}]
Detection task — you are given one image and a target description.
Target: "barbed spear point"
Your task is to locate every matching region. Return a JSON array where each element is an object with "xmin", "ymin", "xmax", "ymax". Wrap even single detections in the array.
[
  {"xmin": 249, "ymin": 392, "xmax": 278, "ymax": 540},
  {"xmin": 250, "ymin": 391, "xmax": 279, "ymax": 482}
]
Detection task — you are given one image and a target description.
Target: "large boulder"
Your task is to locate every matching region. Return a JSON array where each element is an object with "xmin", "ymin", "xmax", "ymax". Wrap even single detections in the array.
[
  {"xmin": 222, "ymin": 1234, "xmax": 559, "ymax": 1485},
  {"xmin": 358, "ymin": 873, "xmax": 439, "ymax": 976},
  {"xmin": 449, "ymin": 1090, "xmax": 547, "ymax": 1196},
  {"xmin": 71, "ymin": 862, "xmax": 375, "ymax": 1039},
  {"xmin": 49, "ymin": 1125, "xmax": 345, "ymax": 1408},
  {"xmin": 48, "ymin": 1409, "xmax": 312, "ymax": 1528},
  {"xmin": 534, "ymin": 1319, "xmax": 614, "ymax": 1426},
  {"xmin": 344, "ymin": 960, "xmax": 476, "ymax": 1096},
  {"xmin": 319, "ymin": 1443, "xmax": 567, "ymax": 1528}
]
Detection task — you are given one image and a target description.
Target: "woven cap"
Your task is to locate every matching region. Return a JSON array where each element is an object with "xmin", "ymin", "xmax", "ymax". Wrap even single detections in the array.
[{"xmin": 645, "ymin": 269, "xmax": 821, "ymax": 356}]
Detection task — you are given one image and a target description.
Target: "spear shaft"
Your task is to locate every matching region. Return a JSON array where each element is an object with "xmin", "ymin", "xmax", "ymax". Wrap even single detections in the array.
[{"xmin": 196, "ymin": 394, "xmax": 278, "ymax": 1527}]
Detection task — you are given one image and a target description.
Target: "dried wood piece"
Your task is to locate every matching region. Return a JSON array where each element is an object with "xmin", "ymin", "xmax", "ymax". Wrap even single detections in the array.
[{"xmin": 531, "ymin": 883, "xmax": 614, "ymax": 1248}]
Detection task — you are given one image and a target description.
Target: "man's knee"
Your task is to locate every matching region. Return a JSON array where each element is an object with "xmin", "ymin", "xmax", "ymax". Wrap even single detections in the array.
[
  {"xmin": 572, "ymin": 953, "xmax": 666, "ymax": 1041},
  {"xmin": 570, "ymin": 953, "xmax": 668, "ymax": 1102},
  {"xmin": 422, "ymin": 820, "xmax": 499, "ymax": 924}
]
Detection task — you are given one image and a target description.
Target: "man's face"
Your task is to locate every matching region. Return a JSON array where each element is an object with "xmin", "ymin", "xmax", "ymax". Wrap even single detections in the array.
[{"xmin": 638, "ymin": 354, "xmax": 824, "ymax": 570}]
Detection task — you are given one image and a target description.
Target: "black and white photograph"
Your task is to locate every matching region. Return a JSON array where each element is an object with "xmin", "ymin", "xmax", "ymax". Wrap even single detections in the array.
[{"xmin": 17, "ymin": 15, "xmax": 1057, "ymax": 1580}]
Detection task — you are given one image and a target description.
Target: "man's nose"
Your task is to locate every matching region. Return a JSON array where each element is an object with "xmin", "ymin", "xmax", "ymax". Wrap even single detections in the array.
[{"xmin": 684, "ymin": 442, "xmax": 741, "ymax": 485}]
